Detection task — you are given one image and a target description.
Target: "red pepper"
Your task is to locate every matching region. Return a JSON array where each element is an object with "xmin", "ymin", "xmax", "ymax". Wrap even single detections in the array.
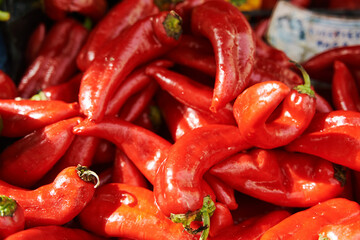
[
  {"xmin": 91, "ymin": 139, "xmax": 116, "ymax": 165},
  {"xmin": 37, "ymin": 135, "xmax": 100, "ymax": 185},
  {"xmin": 154, "ymin": 124, "xmax": 251, "ymax": 239},
  {"xmin": 209, "ymin": 202, "xmax": 233, "ymax": 238},
  {"xmin": 78, "ymin": 183, "xmax": 196, "ymax": 239},
  {"xmin": 112, "ymin": 149, "xmax": 148, "ymax": 188},
  {"xmin": 0, "ymin": 165, "xmax": 99, "ymax": 228},
  {"xmin": 318, "ymin": 217, "xmax": 360, "ymax": 240},
  {"xmin": 4, "ymin": 225, "xmax": 106, "ymax": 240},
  {"xmin": 302, "ymin": 45, "xmax": 360, "ymax": 82},
  {"xmin": 210, "ymin": 210, "xmax": 291, "ymax": 240},
  {"xmin": 146, "ymin": 65, "xmax": 236, "ymax": 125},
  {"xmin": 210, "ymin": 148, "xmax": 345, "ymax": 207},
  {"xmin": 79, "ymin": 10, "xmax": 182, "ymax": 121},
  {"xmin": 41, "ymin": 73, "xmax": 82, "ymax": 103},
  {"xmin": 105, "ymin": 60, "xmax": 173, "ymax": 117},
  {"xmin": 191, "ymin": 1, "xmax": 255, "ymax": 112},
  {"xmin": 261, "ymin": 198, "xmax": 360, "ymax": 240},
  {"xmin": 329, "ymin": 0, "xmax": 360, "ymax": 9},
  {"xmin": 0, "ymin": 70, "xmax": 17, "ymax": 100},
  {"xmin": 0, "ymin": 117, "xmax": 81, "ymax": 188},
  {"xmin": 0, "ymin": 195, "xmax": 24, "ymax": 239},
  {"xmin": 233, "ymin": 62, "xmax": 316, "ymax": 149},
  {"xmin": 25, "ymin": 23, "xmax": 46, "ymax": 66},
  {"xmin": 43, "ymin": 0, "xmax": 107, "ymax": 21},
  {"xmin": 285, "ymin": 110, "xmax": 360, "ymax": 171},
  {"xmin": 117, "ymin": 80, "xmax": 159, "ymax": 122},
  {"xmin": 204, "ymin": 173, "xmax": 238, "ymax": 211},
  {"xmin": 76, "ymin": 0, "xmax": 159, "ymax": 71},
  {"xmin": 0, "ymin": 99, "xmax": 79, "ymax": 138},
  {"xmin": 332, "ymin": 60, "xmax": 360, "ymax": 111},
  {"xmin": 73, "ymin": 117, "xmax": 172, "ymax": 184},
  {"xmin": 18, "ymin": 18, "xmax": 88, "ymax": 98}
]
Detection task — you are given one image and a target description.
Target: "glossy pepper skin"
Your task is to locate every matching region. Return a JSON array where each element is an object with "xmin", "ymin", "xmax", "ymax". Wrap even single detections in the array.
[
  {"xmin": 0, "ymin": 196, "xmax": 24, "ymax": 239},
  {"xmin": 318, "ymin": 217, "xmax": 360, "ymax": 240},
  {"xmin": 0, "ymin": 165, "xmax": 99, "ymax": 228},
  {"xmin": 0, "ymin": 99, "xmax": 79, "ymax": 138},
  {"xmin": 285, "ymin": 110, "xmax": 360, "ymax": 171},
  {"xmin": 210, "ymin": 148, "xmax": 345, "ymax": 207},
  {"xmin": 18, "ymin": 18, "xmax": 88, "ymax": 98},
  {"xmin": 4, "ymin": 225, "xmax": 106, "ymax": 240},
  {"xmin": 210, "ymin": 210, "xmax": 291, "ymax": 240},
  {"xmin": 191, "ymin": 1, "xmax": 255, "ymax": 112},
  {"xmin": 0, "ymin": 117, "xmax": 81, "ymax": 188},
  {"xmin": 79, "ymin": 10, "xmax": 182, "ymax": 122},
  {"xmin": 233, "ymin": 63, "xmax": 316, "ymax": 149},
  {"xmin": 155, "ymin": 124, "xmax": 251, "ymax": 239},
  {"xmin": 73, "ymin": 117, "xmax": 172, "ymax": 184},
  {"xmin": 76, "ymin": 0, "xmax": 159, "ymax": 71},
  {"xmin": 260, "ymin": 198, "xmax": 360, "ymax": 240},
  {"xmin": 78, "ymin": 183, "xmax": 196, "ymax": 239},
  {"xmin": 0, "ymin": 70, "xmax": 17, "ymax": 99},
  {"xmin": 332, "ymin": 60, "xmax": 360, "ymax": 112},
  {"xmin": 25, "ymin": 23, "xmax": 45, "ymax": 66}
]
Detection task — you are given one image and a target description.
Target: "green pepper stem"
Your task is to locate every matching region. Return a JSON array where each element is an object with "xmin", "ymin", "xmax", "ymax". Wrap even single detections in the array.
[
  {"xmin": 229, "ymin": 0, "xmax": 247, "ymax": 7},
  {"xmin": 333, "ymin": 164, "xmax": 347, "ymax": 187},
  {"xmin": 0, "ymin": 10, "xmax": 10, "ymax": 21},
  {"xmin": 318, "ymin": 234, "xmax": 330, "ymax": 240},
  {"xmin": 76, "ymin": 164, "xmax": 100, "ymax": 188},
  {"xmin": 291, "ymin": 60, "xmax": 315, "ymax": 98},
  {"xmin": 30, "ymin": 91, "xmax": 48, "ymax": 101},
  {"xmin": 170, "ymin": 196, "xmax": 215, "ymax": 240},
  {"xmin": 0, "ymin": 195, "xmax": 17, "ymax": 217},
  {"xmin": 154, "ymin": 0, "xmax": 183, "ymax": 11},
  {"xmin": 83, "ymin": 17, "xmax": 92, "ymax": 31},
  {"xmin": 162, "ymin": 10, "xmax": 182, "ymax": 41}
]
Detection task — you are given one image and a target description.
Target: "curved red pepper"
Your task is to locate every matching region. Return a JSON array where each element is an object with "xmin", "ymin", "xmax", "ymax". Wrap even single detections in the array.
[
  {"xmin": 112, "ymin": 149, "xmax": 148, "ymax": 189},
  {"xmin": 191, "ymin": 1, "xmax": 255, "ymax": 112},
  {"xmin": 146, "ymin": 65, "xmax": 236, "ymax": 125},
  {"xmin": 0, "ymin": 165, "xmax": 99, "ymax": 228},
  {"xmin": 211, "ymin": 210, "xmax": 291, "ymax": 240},
  {"xmin": 318, "ymin": 216, "xmax": 360, "ymax": 239},
  {"xmin": 43, "ymin": 0, "xmax": 107, "ymax": 21},
  {"xmin": 79, "ymin": 11, "xmax": 182, "ymax": 122},
  {"xmin": 302, "ymin": 45, "xmax": 360, "ymax": 82},
  {"xmin": 285, "ymin": 110, "xmax": 360, "ymax": 171},
  {"xmin": 0, "ymin": 99, "xmax": 79, "ymax": 138},
  {"xmin": 233, "ymin": 63, "xmax": 316, "ymax": 149},
  {"xmin": 0, "ymin": 117, "xmax": 81, "ymax": 188},
  {"xmin": 73, "ymin": 117, "xmax": 172, "ymax": 184},
  {"xmin": 261, "ymin": 198, "xmax": 360, "ymax": 240},
  {"xmin": 18, "ymin": 18, "xmax": 88, "ymax": 98},
  {"xmin": 76, "ymin": 0, "xmax": 159, "ymax": 71},
  {"xmin": 332, "ymin": 60, "xmax": 360, "ymax": 112},
  {"xmin": 4, "ymin": 225, "xmax": 106, "ymax": 240},
  {"xmin": 78, "ymin": 183, "xmax": 196, "ymax": 239},
  {"xmin": 0, "ymin": 195, "xmax": 24, "ymax": 239},
  {"xmin": 209, "ymin": 202, "xmax": 233, "ymax": 238},
  {"xmin": 154, "ymin": 124, "xmax": 251, "ymax": 239},
  {"xmin": 210, "ymin": 148, "xmax": 345, "ymax": 207},
  {"xmin": 25, "ymin": 23, "xmax": 46, "ymax": 66},
  {"xmin": 0, "ymin": 70, "xmax": 17, "ymax": 99}
]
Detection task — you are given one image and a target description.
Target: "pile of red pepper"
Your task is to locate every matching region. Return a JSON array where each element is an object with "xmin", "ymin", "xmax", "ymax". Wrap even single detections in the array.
[{"xmin": 0, "ymin": 0, "xmax": 360, "ymax": 239}]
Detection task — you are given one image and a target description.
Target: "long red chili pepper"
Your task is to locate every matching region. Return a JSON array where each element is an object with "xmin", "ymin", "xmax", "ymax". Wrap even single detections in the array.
[
  {"xmin": 211, "ymin": 210, "xmax": 291, "ymax": 240},
  {"xmin": 73, "ymin": 117, "xmax": 172, "ymax": 184},
  {"xmin": 4, "ymin": 225, "xmax": 106, "ymax": 240},
  {"xmin": 210, "ymin": 148, "xmax": 345, "ymax": 207},
  {"xmin": 0, "ymin": 117, "xmax": 81, "ymax": 188},
  {"xmin": 0, "ymin": 70, "xmax": 17, "ymax": 99},
  {"xmin": 318, "ymin": 216, "xmax": 360, "ymax": 240},
  {"xmin": 191, "ymin": 1, "xmax": 255, "ymax": 112},
  {"xmin": 0, "ymin": 165, "xmax": 99, "ymax": 228},
  {"xmin": 76, "ymin": 0, "xmax": 159, "ymax": 71},
  {"xmin": 209, "ymin": 202, "xmax": 233, "ymax": 238},
  {"xmin": 0, "ymin": 99, "xmax": 79, "ymax": 138},
  {"xmin": 146, "ymin": 65, "xmax": 236, "ymax": 125},
  {"xmin": 112, "ymin": 149, "xmax": 148, "ymax": 188},
  {"xmin": 261, "ymin": 198, "xmax": 360, "ymax": 240},
  {"xmin": 233, "ymin": 62, "xmax": 316, "ymax": 149},
  {"xmin": 25, "ymin": 23, "xmax": 46, "ymax": 66},
  {"xmin": 154, "ymin": 124, "xmax": 251, "ymax": 239},
  {"xmin": 0, "ymin": 195, "xmax": 24, "ymax": 239},
  {"xmin": 18, "ymin": 18, "xmax": 88, "ymax": 98},
  {"xmin": 78, "ymin": 183, "xmax": 197, "ymax": 239},
  {"xmin": 285, "ymin": 110, "xmax": 360, "ymax": 171},
  {"xmin": 332, "ymin": 60, "xmax": 360, "ymax": 112},
  {"xmin": 79, "ymin": 10, "xmax": 182, "ymax": 121}
]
